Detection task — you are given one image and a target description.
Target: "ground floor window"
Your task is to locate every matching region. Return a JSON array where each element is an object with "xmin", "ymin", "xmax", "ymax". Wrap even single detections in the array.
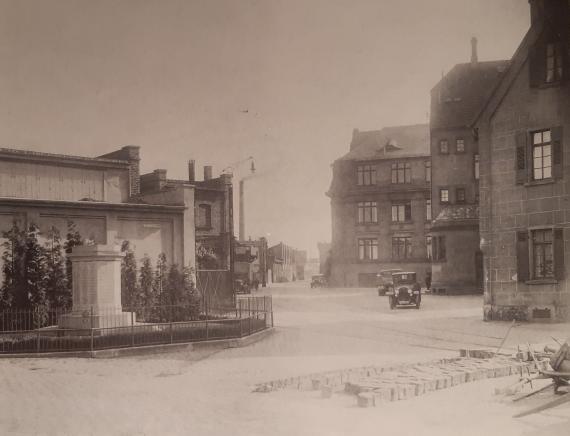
[
  {"xmin": 358, "ymin": 238, "xmax": 378, "ymax": 260},
  {"xmin": 392, "ymin": 237, "xmax": 412, "ymax": 260},
  {"xmin": 532, "ymin": 229, "xmax": 554, "ymax": 278}
]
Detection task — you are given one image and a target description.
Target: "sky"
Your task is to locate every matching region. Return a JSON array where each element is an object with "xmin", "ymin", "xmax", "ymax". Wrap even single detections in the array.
[{"xmin": 0, "ymin": 0, "xmax": 530, "ymax": 257}]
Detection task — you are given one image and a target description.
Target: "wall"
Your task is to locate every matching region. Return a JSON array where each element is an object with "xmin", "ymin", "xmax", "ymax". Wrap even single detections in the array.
[
  {"xmin": 0, "ymin": 161, "xmax": 129, "ymax": 203},
  {"xmin": 479, "ymin": 52, "xmax": 570, "ymax": 320}
]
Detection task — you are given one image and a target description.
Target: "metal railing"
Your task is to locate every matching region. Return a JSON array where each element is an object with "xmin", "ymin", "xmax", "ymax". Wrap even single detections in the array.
[{"xmin": 0, "ymin": 295, "xmax": 272, "ymax": 355}]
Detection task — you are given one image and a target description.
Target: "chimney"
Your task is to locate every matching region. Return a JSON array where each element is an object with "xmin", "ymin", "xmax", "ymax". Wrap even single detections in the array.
[
  {"xmin": 188, "ymin": 160, "xmax": 195, "ymax": 182},
  {"xmin": 204, "ymin": 165, "xmax": 213, "ymax": 181},
  {"xmin": 470, "ymin": 37, "xmax": 478, "ymax": 65}
]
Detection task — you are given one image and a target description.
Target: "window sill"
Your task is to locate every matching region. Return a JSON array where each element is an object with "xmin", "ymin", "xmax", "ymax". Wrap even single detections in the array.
[
  {"xmin": 523, "ymin": 179, "xmax": 555, "ymax": 187},
  {"xmin": 525, "ymin": 279, "xmax": 558, "ymax": 285}
]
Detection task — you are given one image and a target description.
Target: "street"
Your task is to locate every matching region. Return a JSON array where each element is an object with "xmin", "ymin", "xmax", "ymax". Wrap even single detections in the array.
[{"xmin": 1, "ymin": 283, "xmax": 569, "ymax": 435}]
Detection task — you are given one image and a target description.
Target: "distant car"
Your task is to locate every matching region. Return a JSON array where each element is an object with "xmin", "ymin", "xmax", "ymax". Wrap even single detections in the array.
[
  {"xmin": 310, "ymin": 274, "xmax": 327, "ymax": 288},
  {"xmin": 386, "ymin": 272, "xmax": 421, "ymax": 309},
  {"xmin": 377, "ymin": 268, "xmax": 403, "ymax": 296}
]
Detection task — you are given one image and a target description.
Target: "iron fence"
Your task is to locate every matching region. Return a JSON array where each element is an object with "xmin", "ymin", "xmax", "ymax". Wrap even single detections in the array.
[{"xmin": 0, "ymin": 295, "xmax": 272, "ymax": 355}]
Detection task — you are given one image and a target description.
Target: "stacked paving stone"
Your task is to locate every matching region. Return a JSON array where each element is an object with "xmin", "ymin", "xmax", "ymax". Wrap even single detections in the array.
[{"xmin": 254, "ymin": 349, "xmax": 550, "ymax": 408}]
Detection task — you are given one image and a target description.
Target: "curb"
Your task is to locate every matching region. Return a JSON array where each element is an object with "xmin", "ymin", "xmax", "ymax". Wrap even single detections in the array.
[{"xmin": 0, "ymin": 327, "xmax": 274, "ymax": 359}]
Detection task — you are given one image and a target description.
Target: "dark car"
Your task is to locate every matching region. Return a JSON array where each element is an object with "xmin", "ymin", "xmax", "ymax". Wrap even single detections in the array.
[
  {"xmin": 377, "ymin": 268, "xmax": 403, "ymax": 296},
  {"xmin": 310, "ymin": 274, "xmax": 327, "ymax": 288},
  {"xmin": 386, "ymin": 272, "xmax": 421, "ymax": 309}
]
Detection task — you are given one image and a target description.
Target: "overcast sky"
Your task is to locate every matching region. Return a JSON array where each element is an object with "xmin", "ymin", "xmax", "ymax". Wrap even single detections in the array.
[{"xmin": 0, "ymin": 0, "xmax": 530, "ymax": 256}]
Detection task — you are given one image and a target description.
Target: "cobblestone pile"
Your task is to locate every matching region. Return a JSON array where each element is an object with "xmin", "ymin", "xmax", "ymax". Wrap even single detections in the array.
[{"xmin": 254, "ymin": 349, "xmax": 550, "ymax": 408}]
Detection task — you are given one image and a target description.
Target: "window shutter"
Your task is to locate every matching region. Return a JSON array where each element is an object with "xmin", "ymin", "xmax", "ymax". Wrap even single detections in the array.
[
  {"xmin": 529, "ymin": 43, "xmax": 543, "ymax": 87},
  {"xmin": 554, "ymin": 228, "xmax": 565, "ymax": 281},
  {"xmin": 515, "ymin": 131, "xmax": 528, "ymax": 184},
  {"xmin": 552, "ymin": 126, "xmax": 563, "ymax": 179},
  {"xmin": 516, "ymin": 232, "xmax": 530, "ymax": 282}
]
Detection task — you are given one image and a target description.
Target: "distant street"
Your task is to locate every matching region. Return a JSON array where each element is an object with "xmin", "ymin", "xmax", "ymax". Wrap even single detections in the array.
[{"xmin": 1, "ymin": 283, "xmax": 569, "ymax": 436}]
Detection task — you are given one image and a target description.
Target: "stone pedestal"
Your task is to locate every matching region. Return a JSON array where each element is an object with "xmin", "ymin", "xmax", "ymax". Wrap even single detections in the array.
[{"xmin": 59, "ymin": 245, "xmax": 135, "ymax": 329}]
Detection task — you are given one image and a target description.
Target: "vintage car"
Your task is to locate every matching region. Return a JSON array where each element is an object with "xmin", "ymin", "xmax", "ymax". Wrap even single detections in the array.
[
  {"xmin": 377, "ymin": 268, "xmax": 403, "ymax": 296},
  {"xmin": 386, "ymin": 272, "xmax": 421, "ymax": 309},
  {"xmin": 310, "ymin": 274, "xmax": 327, "ymax": 288}
]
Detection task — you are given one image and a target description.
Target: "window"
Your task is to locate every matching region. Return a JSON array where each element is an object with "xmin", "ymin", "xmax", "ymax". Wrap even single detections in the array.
[
  {"xmin": 197, "ymin": 204, "xmax": 212, "ymax": 228},
  {"xmin": 456, "ymin": 188, "xmax": 466, "ymax": 203},
  {"xmin": 532, "ymin": 129, "xmax": 552, "ymax": 180},
  {"xmin": 432, "ymin": 236, "xmax": 446, "ymax": 261},
  {"xmin": 546, "ymin": 42, "xmax": 563, "ymax": 84},
  {"xmin": 425, "ymin": 161, "xmax": 431, "ymax": 183},
  {"xmin": 391, "ymin": 202, "xmax": 411, "ymax": 222},
  {"xmin": 517, "ymin": 228, "xmax": 564, "ymax": 282},
  {"xmin": 474, "ymin": 154, "xmax": 480, "ymax": 180},
  {"xmin": 439, "ymin": 140, "xmax": 449, "ymax": 154},
  {"xmin": 426, "ymin": 199, "xmax": 432, "ymax": 221},
  {"xmin": 391, "ymin": 162, "xmax": 411, "ymax": 184},
  {"xmin": 426, "ymin": 236, "xmax": 432, "ymax": 260},
  {"xmin": 456, "ymin": 138, "xmax": 465, "ymax": 153},
  {"xmin": 532, "ymin": 229, "xmax": 554, "ymax": 279},
  {"xmin": 392, "ymin": 237, "xmax": 412, "ymax": 260},
  {"xmin": 440, "ymin": 188, "xmax": 449, "ymax": 204},
  {"xmin": 357, "ymin": 201, "xmax": 378, "ymax": 223},
  {"xmin": 357, "ymin": 165, "xmax": 376, "ymax": 185},
  {"xmin": 358, "ymin": 238, "xmax": 378, "ymax": 260}
]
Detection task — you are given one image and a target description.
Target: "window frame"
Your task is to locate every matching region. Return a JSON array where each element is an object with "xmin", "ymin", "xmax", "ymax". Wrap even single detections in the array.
[
  {"xmin": 456, "ymin": 187, "xmax": 466, "ymax": 204},
  {"xmin": 439, "ymin": 188, "xmax": 449, "ymax": 204},
  {"xmin": 357, "ymin": 201, "xmax": 378, "ymax": 224},
  {"xmin": 391, "ymin": 161, "xmax": 412, "ymax": 184},
  {"xmin": 358, "ymin": 238, "xmax": 379, "ymax": 261},
  {"xmin": 545, "ymin": 42, "xmax": 564, "ymax": 84},
  {"xmin": 439, "ymin": 140, "xmax": 449, "ymax": 154},
  {"xmin": 357, "ymin": 164, "xmax": 376, "ymax": 186},
  {"xmin": 474, "ymin": 154, "xmax": 480, "ymax": 180},
  {"xmin": 531, "ymin": 228, "xmax": 554, "ymax": 279},
  {"xmin": 197, "ymin": 203, "xmax": 213, "ymax": 229},
  {"xmin": 425, "ymin": 160, "xmax": 431, "ymax": 183},
  {"xmin": 531, "ymin": 129, "xmax": 553, "ymax": 181},
  {"xmin": 391, "ymin": 202, "xmax": 412, "ymax": 223},
  {"xmin": 392, "ymin": 236, "xmax": 412, "ymax": 260},
  {"xmin": 456, "ymin": 138, "xmax": 465, "ymax": 153}
]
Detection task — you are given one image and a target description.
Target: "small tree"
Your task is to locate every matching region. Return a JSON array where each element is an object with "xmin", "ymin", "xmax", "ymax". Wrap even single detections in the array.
[
  {"xmin": 0, "ymin": 222, "xmax": 27, "ymax": 310},
  {"xmin": 152, "ymin": 253, "xmax": 167, "ymax": 321},
  {"xmin": 64, "ymin": 221, "xmax": 83, "ymax": 301},
  {"xmin": 139, "ymin": 254, "xmax": 154, "ymax": 318},
  {"xmin": 24, "ymin": 224, "xmax": 48, "ymax": 312},
  {"xmin": 44, "ymin": 226, "xmax": 68, "ymax": 310},
  {"xmin": 183, "ymin": 266, "xmax": 201, "ymax": 320},
  {"xmin": 120, "ymin": 241, "xmax": 138, "ymax": 309}
]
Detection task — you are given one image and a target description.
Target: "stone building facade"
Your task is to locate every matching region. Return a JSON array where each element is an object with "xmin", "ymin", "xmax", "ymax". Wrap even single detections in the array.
[
  {"xmin": 327, "ymin": 124, "xmax": 432, "ymax": 287},
  {"xmin": 477, "ymin": 0, "xmax": 570, "ymax": 321},
  {"xmin": 0, "ymin": 146, "xmax": 233, "ymax": 276},
  {"xmin": 429, "ymin": 40, "xmax": 509, "ymax": 294}
]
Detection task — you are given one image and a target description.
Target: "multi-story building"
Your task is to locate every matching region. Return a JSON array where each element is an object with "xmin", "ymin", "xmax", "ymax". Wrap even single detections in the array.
[
  {"xmin": 429, "ymin": 39, "xmax": 509, "ymax": 294},
  {"xmin": 327, "ymin": 124, "xmax": 431, "ymax": 287},
  {"xmin": 477, "ymin": 0, "xmax": 570, "ymax": 321}
]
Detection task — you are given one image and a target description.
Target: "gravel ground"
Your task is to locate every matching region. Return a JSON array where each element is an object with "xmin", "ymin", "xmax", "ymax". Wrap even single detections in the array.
[{"xmin": 1, "ymin": 283, "xmax": 569, "ymax": 435}]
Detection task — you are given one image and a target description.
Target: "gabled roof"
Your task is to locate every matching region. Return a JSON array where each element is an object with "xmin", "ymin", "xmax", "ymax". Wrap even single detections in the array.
[
  {"xmin": 339, "ymin": 124, "xmax": 429, "ymax": 161},
  {"xmin": 431, "ymin": 61, "xmax": 510, "ymax": 130}
]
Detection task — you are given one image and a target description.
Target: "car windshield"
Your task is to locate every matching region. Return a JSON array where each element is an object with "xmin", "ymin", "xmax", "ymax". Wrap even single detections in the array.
[{"xmin": 393, "ymin": 273, "xmax": 416, "ymax": 284}]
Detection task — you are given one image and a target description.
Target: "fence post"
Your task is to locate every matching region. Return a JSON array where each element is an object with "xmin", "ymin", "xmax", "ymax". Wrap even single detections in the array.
[
  {"xmin": 131, "ymin": 309, "xmax": 135, "ymax": 347},
  {"xmin": 169, "ymin": 306, "xmax": 173, "ymax": 344},
  {"xmin": 36, "ymin": 310, "xmax": 40, "ymax": 354},
  {"xmin": 90, "ymin": 306, "xmax": 94, "ymax": 357},
  {"xmin": 248, "ymin": 298, "xmax": 252, "ymax": 335}
]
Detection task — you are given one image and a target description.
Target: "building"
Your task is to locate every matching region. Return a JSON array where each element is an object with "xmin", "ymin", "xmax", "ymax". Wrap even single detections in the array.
[
  {"xmin": 317, "ymin": 241, "xmax": 331, "ymax": 275},
  {"xmin": 234, "ymin": 237, "xmax": 269, "ymax": 286},
  {"xmin": 268, "ymin": 242, "xmax": 305, "ymax": 283},
  {"xmin": 477, "ymin": 0, "xmax": 570, "ymax": 321},
  {"xmin": 0, "ymin": 146, "xmax": 233, "ymax": 284},
  {"xmin": 327, "ymin": 124, "xmax": 432, "ymax": 287},
  {"xmin": 429, "ymin": 39, "xmax": 509, "ymax": 294}
]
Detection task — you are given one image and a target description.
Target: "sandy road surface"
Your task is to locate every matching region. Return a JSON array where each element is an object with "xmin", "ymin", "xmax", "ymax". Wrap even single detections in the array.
[{"xmin": 1, "ymin": 283, "xmax": 569, "ymax": 435}]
